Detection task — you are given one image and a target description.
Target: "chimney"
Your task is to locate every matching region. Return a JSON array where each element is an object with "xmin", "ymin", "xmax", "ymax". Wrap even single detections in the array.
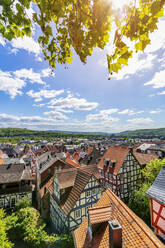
[{"xmin": 109, "ymin": 220, "xmax": 122, "ymax": 248}]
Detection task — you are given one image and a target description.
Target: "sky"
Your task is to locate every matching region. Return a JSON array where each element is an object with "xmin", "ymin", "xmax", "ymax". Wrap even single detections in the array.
[{"xmin": 0, "ymin": 6, "xmax": 165, "ymax": 133}]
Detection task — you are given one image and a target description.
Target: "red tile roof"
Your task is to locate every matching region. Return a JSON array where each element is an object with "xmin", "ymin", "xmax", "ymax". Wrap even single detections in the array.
[
  {"xmin": 88, "ymin": 205, "xmax": 111, "ymax": 225},
  {"xmin": 50, "ymin": 167, "xmax": 96, "ymax": 216},
  {"xmin": 56, "ymin": 168, "xmax": 77, "ymax": 190},
  {"xmin": 0, "ymin": 157, "xmax": 3, "ymax": 164},
  {"xmin": 66, "ymin": 158, "xmax": 81, "ymax": 168},
  {"xmin": 80, "ymin": 164, "xmax": 102, "ymax": 180},
  {"xmin": 72, "ymin": 150, "xmax": 82, "ymax": 162},
  {"xmin": 133, "ymin": 150, "xmax": 158, "ymax": 166},
  {"xmin": 97, "ymin": 146, "xmax": 130, "ymax": 175},
  {"xmin": 73, "ymin": 189, "xmax": 165, "ymax": 248},
  {"xmin": 62, "ymin": 169, "xmax": 92, "ymax": 215}
]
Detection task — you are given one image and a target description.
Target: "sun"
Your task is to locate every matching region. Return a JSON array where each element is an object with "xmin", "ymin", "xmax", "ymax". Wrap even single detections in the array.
[{"xmin": 111, "ymin": 0, "xmax": 133, "ymax": 9}]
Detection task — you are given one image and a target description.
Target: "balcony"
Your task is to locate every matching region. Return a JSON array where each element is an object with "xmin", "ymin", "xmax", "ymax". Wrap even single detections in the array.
[{"xmin": 0, "ymin": 185, "xmax": 32, "ymax": 195}]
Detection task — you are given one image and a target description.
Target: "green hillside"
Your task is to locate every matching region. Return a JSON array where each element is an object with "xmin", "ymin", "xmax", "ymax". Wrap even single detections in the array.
[
  {"xmin": 117, "ymin": 128, "xmax": 165, "ymax": 139},
  {"xmin": 0, "ymin": 128, "xmax": 108, "ymax": 142}
]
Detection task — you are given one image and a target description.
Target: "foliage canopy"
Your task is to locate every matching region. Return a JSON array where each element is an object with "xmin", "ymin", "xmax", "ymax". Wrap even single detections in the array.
[
  {"xmin": 128, "ymin": 158, "xmax": 165, "ymax": 225},
  {"xmin": 0, "ymin": 0, "xmax": 165, "ymax": 74},
  {"xmin": 0, "ymin": 209, "xmax": 13, "ymax": 248}
]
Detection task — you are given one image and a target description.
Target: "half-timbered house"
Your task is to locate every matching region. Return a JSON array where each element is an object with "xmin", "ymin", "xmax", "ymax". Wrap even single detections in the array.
[
  {"xmin": 97, "ymin": 146, "xmax": 142, "ymax": 202},
  {"xmin": 73, "ymin": 189, "xmax": 164, "ymax": 248},
  {"xmin": 133, "ymin": 148, "xmax": 158, "ymax": 168},
  {"xmin": 0, "ymin": 164, "xmax": 32, "ymax": 210},
  {"xmin": 36, "ymin": 156, "xmax": 73, "ymax": 215},
  {"xmin": 146, "ymin": 167, "xmax": 165, "ymax": 241},
  {"xmin": 80, "ymin": 146, "xmax": 103, "ymax": 166},
  {"xmin": 49, "ymin": 167, "xmax": 104, "ymax": 233}
]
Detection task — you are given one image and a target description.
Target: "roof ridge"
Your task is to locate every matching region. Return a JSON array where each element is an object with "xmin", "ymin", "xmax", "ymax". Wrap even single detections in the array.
[
  {"xmin": 106, "ymin": 189, "xmax": 164, "ymax": 248},
  {"xmin": 62, "ymin": 169, "xmax": 92, "ymax": 215}
]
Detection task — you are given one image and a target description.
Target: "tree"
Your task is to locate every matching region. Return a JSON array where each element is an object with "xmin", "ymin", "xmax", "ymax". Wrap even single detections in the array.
[
  {"xmin": 0, "ymin": 209, "xmax": 13, "ymax": 248},
  {"xmin": 15, "ymin": 196, "xmax": 31, "ymax": 210},
  {"xmin": 0, "ymin": 0, "xmax": 164, "ymax": 74},
  {"xmin": 7, "ymin": 207, "xmax": 56, "ymax": 248},
  {"xmin": 128, "ymin": 158, "xmax": 165, "ymax": 225}
]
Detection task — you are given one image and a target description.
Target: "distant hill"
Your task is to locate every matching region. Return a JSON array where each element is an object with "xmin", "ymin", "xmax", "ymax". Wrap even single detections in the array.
[
  {"xmin": 0, "ymin": 127, "xmax": 165, "ymax": 140},
  {"xmin": 0, "ymin": 128, "xmax": 108, "ymax": 139},
  {"xmin": 116, "ymin": 128, "xmax": 165, "ymax": 139}
]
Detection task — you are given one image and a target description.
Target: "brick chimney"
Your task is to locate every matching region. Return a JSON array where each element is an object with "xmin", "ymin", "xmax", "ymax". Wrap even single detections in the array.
[{"xmin": 109, "ymin": 220, "xmax": 122, "ymax": 248}]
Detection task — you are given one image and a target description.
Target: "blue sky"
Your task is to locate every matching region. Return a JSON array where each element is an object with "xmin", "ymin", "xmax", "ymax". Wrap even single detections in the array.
[{"xmin": 0, "ymin": 11, "xmax": 165, "ymax": 133}]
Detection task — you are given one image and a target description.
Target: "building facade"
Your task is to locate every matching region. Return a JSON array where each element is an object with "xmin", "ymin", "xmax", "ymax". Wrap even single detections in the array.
[
  {"xmin": 73, "ymin": 189, "xmax": 164, "ymax": 248},
  {"xmin": 0, "ymin": 164, "xmax": 32, "ymax": 210},
  {"xmin": 98, "ymin": 146, "xmax": 142, "ymax": 202},
  {"xmin": 49, "ymin": 168, "xmax": 104, "ymax": 233},
  {"xmin": 146, "ymin": 167, "xmax": 165, "ymax": 241}
]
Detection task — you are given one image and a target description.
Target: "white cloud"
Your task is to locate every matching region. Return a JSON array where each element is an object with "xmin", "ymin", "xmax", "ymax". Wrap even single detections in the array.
[
  {"xmin": 145, "ymin": 19, "xmax": 165, "ymax": 54},
  {"xmin": 0, "ymin": 113, "xmax": 19, "ymax": 122},
  {"xmin": 33, "ymin": 103, "xmax": 45, "ymax": 107},
  {"xmin": 11, "ymin": 36, "xmax": 41, "ymax": 56},
  {"xmin": 0, "ymin": 67, "xmax": 55, "ymax": 98},
  {"xmin": 0, "ymin": 112, "xmax": 67, "ymax": 126},
  {"xmin": 86, "ymin": 113, "xmax": 119, "ymax": 122},
  {"xmin": 86, "ymin": 108, "xmax": 119, "ymax": 123},
  {"xmin": 144, "ymin": 70, "xmax": 165, "ymax": 88},
  {"xmin": 149, "ymin": 110, "xmax": 162, "ymax": 114},
  {"xmin": 100, "ymin": 108, "xmax": 118, "ymax": 115},
  {"xmin": 102, "ymin": 18, "xmax": 165, "ymax": 81},
  {"xmin": 113, "ymin": 53, "xmax": 156, "ymax": 80},
  {"xmin": 0, "ymin": 35, "xmax": 5, "ymax": 46},
  {"xmin": 14, "ymin": 68, "xmax": 46, "ymax": 85},
  {"xmin": 158, "ymin": 90, "xmax": 165, "ymax": 95},
  {"xmin": 127, "ymin": 117, "xmax": 153, "ymax": 125},
  {"xmin": 118, "ymin": 109, "xmax": 144, "ymax": 116},
  {"xmin": 0, "ymin": 70, "xmax": 25, "ymax": 98},
  {"xmin": 43, "ymin": 110, "xmax": 68, "ymax": 120},
  {"xmin": 27, "ymin": 89, "xmax": 64, "ymax": 102},
  {"xmin": 41, "ymin": 68, "xmax": 54, "ymax": 77},
  {"xmin": 0, "ymin": 112, "xmax": 159, "ymax": 133},
  {"xmin": 48, "ymin": 95, "xmax": 98, "ymax": 111}
]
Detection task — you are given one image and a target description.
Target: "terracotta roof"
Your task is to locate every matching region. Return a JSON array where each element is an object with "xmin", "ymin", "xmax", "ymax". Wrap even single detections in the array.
[
  {"xmin": 133, "ymin": 150, "xmax": 158, "ymax": 166},
  {"xmin": 72, "ymin": 150, "xmax": 82, "ymax": 162},
  {"xmin": 52, "ymin": 168, "xmax": 93, "ymax": 215},
  {"xmin": 40, "ymin": 177, "xmax": 53, "ymax": 198},
  {"xmin": 73, "ymin": 189, "xmax": 165, "ymax": 248},
  {"xmin": 56, "ymin": 168, "xmax": 77, "ymax": 190},
  {"xmin": 62, "ymin": 169, "xmax": 92, "ymax": 215},
  {"xmin": 80, "ymin": 164, "xmax": 102, "ymax": 180},
  {"xmin": 66, "ymin": 158, "xmax": 81, "ymax": 168},
  {"xmin": 87, "ymin": 147, "xmax": 93, "ymax": 156},
  {"xmin": 0, "ymin": 157, "xmax": 3, "ymax": 164},
  {"xmin": 88, "ymin": 205, "xmax": 111, "ymax": 225},
  {"xmin": 65, "ymin": 152, "xmax": 70, "ymax": 159},
  {"xmin": 97, "ymin": 146, "xmax": 130, "ymax": 175}
]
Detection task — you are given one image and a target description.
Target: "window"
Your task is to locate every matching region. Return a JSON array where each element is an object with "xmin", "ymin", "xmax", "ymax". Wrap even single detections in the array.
[
  {"xmin": 92, "ymin": 188, "xmax": 97, "ymax": 195},
  {"xmin": 86, "ymin": 205, "xmax": 92, "ymax": 214},
  {"xmin": 75, "ymin": 209, "xmax": 81, "ymax": 219},
  {"xmin": 127, "ymin": 171, "xmax": 131, "ymax": 178},
  {"xmin": 86, "ymin": 190, "xmax": 91, "ymax": 197},
  {"xmin": 0, "ymin": 199, "xmax": 3, "ymax": 208},
  {"xmin": 119, "ymin": 184, "xmax": 124, "ymax": 192},
  {"xmin": 11, "ymin": 197, "xmax": 16, "ymax": 207}
]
